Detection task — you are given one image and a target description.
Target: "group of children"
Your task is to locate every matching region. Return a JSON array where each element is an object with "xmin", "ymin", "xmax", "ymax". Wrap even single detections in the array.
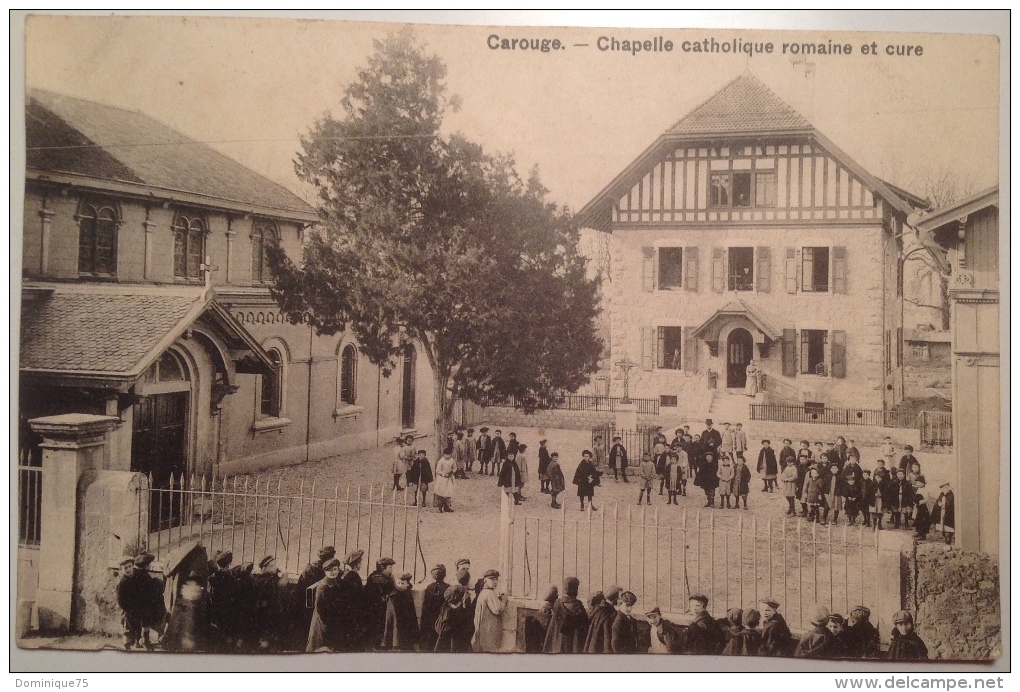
[
  {"xmin": 529, "ymin": 576, "xmax": 927, "ymax": 659},
  {"xmin": 390, "ymin": 428, "xmax": 576, "ymax": 511},
  {"xmin": 776, "ymin": 435, "xmax": 956, "ymax": 542}
]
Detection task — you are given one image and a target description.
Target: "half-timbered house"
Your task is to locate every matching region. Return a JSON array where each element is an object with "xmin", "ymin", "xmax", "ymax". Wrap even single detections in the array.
[{"xmin": 577, "ymin": 73, "xmax": 926, "ymax": 415}]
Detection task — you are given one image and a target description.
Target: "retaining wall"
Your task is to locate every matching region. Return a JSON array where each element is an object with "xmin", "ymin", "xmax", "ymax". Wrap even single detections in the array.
[
  {"xmin": 478, "ymin": 406, "xmax": 661, "ymax": 432},
  {"xmin": 903, "ymin": 543, "xmax": 1000, "ymax": 661}
]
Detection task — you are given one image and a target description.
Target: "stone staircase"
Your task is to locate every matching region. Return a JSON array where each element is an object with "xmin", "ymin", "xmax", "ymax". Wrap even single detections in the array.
[{"xmin": 708, "ymin": 389, "xmax": 753, "ymax": 426}]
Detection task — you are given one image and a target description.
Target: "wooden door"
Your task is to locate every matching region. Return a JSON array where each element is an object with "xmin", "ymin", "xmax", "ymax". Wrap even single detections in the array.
[
  {"xmin": 726, "ymin": 329, "xmax": 753, "ymax": 388},
  {"xmin": 133, "ymin": 391, "xmax": 189, "ymax": 530}
]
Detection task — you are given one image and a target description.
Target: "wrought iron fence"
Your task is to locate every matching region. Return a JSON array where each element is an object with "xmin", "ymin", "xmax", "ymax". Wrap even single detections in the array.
[
  {"xmin": 18, "ymin": 466, "xmax": 42, "ymax": 547},
  {"xmin": 142, "ymin": 475, "xmax": 426, "ymax": 582},
  {"xmin": 749, "ymin": 404, "xmax": 953, "ymax": 446},
  {"xmin": 483, "ymin": 393, "xmax": 659, "ymax": 416},
  {"xmin": 505, "ymin": 505, "xmax": 880, "ymax": 631},
  {"xmin": 591, "ymin": 425, "xmax": 663, "ymax": 468}
]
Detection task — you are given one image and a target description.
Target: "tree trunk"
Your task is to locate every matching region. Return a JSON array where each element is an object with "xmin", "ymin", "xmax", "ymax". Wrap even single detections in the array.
[
  {"xmin": 940, "ymin": 273, "xmax": 951, "ymax": 331},
  {"xmin": 433, "ymin": 375, "xmax": 451, "ymax": 460}
]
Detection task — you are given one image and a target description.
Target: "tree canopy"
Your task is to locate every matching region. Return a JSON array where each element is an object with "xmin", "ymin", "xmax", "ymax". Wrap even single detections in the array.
[{"xmin": 269, "ymin": 30, "xmax": 603, "ymax": 446}]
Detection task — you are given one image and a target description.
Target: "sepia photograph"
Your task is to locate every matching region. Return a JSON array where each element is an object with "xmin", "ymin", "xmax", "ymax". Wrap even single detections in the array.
[{"xmin": 11, "ymin": 11, "xmax": 1005, "ymax": 674}]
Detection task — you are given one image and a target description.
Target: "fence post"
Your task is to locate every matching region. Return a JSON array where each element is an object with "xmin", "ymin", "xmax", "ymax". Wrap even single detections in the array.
[
  {"xmin": 28, "ymin": 414, "xmax": 122, "ymax": 632},
  {"xmin": 875, "ymin": 531, "xmax": 913, "ymax": 648},
  {"xmin": 499, "ymin": 491, "xmax": 514, "ymax": 595}
]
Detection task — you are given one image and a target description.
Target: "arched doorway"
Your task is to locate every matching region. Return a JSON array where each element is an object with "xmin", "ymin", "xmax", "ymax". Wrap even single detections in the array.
[
  {"xmin": 132, "ymin": 349, "xmax": 192, "ymax": 530},
  {"xmin": 726, "ymin": 328, "xmax": 754, "ymax": 389}
]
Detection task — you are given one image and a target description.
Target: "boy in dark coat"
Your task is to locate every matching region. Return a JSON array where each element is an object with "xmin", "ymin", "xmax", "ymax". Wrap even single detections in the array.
[
  {"xmin": 861, "ymin": 470, "xmax": 879, "ymax": 529},
  {"xmin": 419, "ymin": 564, "xmax": 449, "ymax": 652},
  {"xmin": 117, "ymin": 553, "xmax": 167, "ymax": 650},
  {"xmin": 547, "ymin": 452, "xmax": 565, "ymax": 509},
  {"xmin": 306, "ymin": 558, "xmax": 344, "ymax": 652},
  {"xmin": 527, "ymin": 585, "xmax": 558, "ymax": 652},
  {"xmin": 723, "ymin": 608, "xmax": 762, "ymax": 655},
  {"xmin": 695, "ymin": 452, "xmax": 719, "ymax": 508},
  {"xmin": 363, "ymin": 558, "xmax": 396, "ymax": 650},
  {"xmin": 609, "ymin": 591, "xmax": 639, "ymax": 653},
  {"xmin": 793, "ymin": 605, "xmax": 835, "ymax": 658},
  {"xmin": 888, "ymin": 610, "xmax": 928, "ymax": 660},
  {"xmin": 843, "ymin": 475, "xmax": 863, "ymax": 526},
  {"xmin": 720, "ymin": 607, "xmax": 744, "ymax": 644},
  {"xmin": 685, "ymin": 594, "xmax": 725, "ymax": 655},
  {"xmin": 842, "ymin": 605, "xmax": 880, "ymax": 658},
  {"xmin": 778, "ymin": 439, "xmax": 797, "ymax": 472},
  {"xmin": 757, "ymin": 440, "xmax": 778, "ymax": 492},
  {"xmin": 491, "ymin": 430, "xmax": 508, "ymax": 477},
  {"xmin": 735, "ymin": 454, "xmax": 752, "ymax": 509},
  {"xmin": 253, "ymin": 555, "xmax": 284, "ymax": 651},
  {"xmin": 407, "ymin": 449, "xmax": 434, "ymax": 507},
  {"xmin": 498, "ymin": 450, "xmax": 524, "ymax": 505},
  {"xmin": 584, "ymin": 585, "xmax": 620, "ymax": 653},
  {"xmin": 207, "ymin": 550, "xmax": 236, "ymax": 650},
  {"xmin": 609, "ymin": 435, "xmax": 629, "ymax": 482},
  {"xmin": 543, "ymin": 577, "xmax": 590, "ymax": 653},
  {"xmin": 825, "ymin": 613, "xmax": 850, "ymax": 658},
  {"xmin": 434, "ymin": 584, "xmax": 475, "ymax": 652},
  {"xmin": 381, "ymin": 572, "xmax": 419, "ymax": 651},
  {"xmin": 758, "ymin": 597, "xmax": 793, "ymax": 657},
  {"xmin": 898, "ymin": 445, "xmax": 918, "ymax": 475},
  {"xmin": 537, "ymin": 439, "xmax": 552, "ymax": 493},
  {"xmin": 476, "ymin": 427, "xmax": 494, "ymax": 475},
  {"xmin": 573, "ymin": 450, "xmax": 601, "ymax": 512},
  {"xmin": 913, "ymin": 489, "xmax": 932, "ymax": 541}
]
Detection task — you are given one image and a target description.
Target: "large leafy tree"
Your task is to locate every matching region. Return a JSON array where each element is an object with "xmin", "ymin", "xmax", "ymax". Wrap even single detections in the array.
[{"xmin": 269, "ymin": 31, "xmax": 603, "ymax": 453}]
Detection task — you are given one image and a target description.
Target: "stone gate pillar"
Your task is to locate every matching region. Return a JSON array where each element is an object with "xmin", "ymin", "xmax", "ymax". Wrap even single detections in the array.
[{"xmin": 29, "ymin": 413, "xmax": 121, "ymax": 631}]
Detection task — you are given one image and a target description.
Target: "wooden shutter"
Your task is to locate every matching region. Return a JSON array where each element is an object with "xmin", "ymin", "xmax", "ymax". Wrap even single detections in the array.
[
  {"xmin": 683, "ymin": 326, "xmax": 698, "ymax": 373},
  {"xmin": 782, "ymin": 329, "xmax": 798, "ymax": 377},
  {"xmin": 832, "ymin": 246, "xmax": 848, "ymax": 293},
  {"xmin": 641, "ymin": 247, "xmax": 655, "ymax": 291},
  {"xmin": 831, "ymin": 330, "xmax": 847, "ymax": 378},
  {"xmin": 711, "ymin": 248, "xmax": 725, "ymax": 292},
  {"xmin": 641, "ymin": 326, "xmax": 655, "ymax": 371},
  {"xmin": 785, "ymin": 248, "xmax": 798, "ymax": 293},
  {"xmin": 756, "ymin": 246, "xmax": 771, "ymax": 292},
  {"xmin": 684, "ymin": 247, "xmax": 699, "ymax": 291}
]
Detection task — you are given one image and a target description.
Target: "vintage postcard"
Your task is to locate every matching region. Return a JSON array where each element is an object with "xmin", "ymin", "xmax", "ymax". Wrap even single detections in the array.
[{"xmin": 12, "ymin": 11, "xmax": 1004, "ymax": 673}]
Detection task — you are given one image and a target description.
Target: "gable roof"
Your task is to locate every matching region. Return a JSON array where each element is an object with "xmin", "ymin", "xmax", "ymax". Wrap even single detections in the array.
[
  {"xmin": 576, "ymin": 73, "xmax": 921, "ymax": 229},
  {"xmin": 20, "ymin": 285, "xmax": 276, "ymax": 391},
  {"xmin": 692, "ymin": 299, "xmax": 783, "ymax": 342},
  {"xmin": 26, "ymin": 88, "xmax": 318, "ymax": 223},
  {"xmin": 667, "ymin": 73, "xmax": 812, "ymax": 137}
]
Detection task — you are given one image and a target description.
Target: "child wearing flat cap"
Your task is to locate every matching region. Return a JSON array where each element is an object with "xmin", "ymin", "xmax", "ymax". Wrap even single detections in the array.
[
  {"xmin": 117, "ymin": 553, "xmax": 167, "ymax": 650},
  {"xmin": 381, "ymin": 572, "xmax": 419, "ymax": 651},
  {"xmin": 609, "ymin": 591, "xmax": 638, "ymax": 653},
  {"xmin": 887, "ymin": 610, "xmax": 928, "ymax": 660},
  {"xmin": 685, "ymin": 593, "xmax": 726, "ymax": 655}
]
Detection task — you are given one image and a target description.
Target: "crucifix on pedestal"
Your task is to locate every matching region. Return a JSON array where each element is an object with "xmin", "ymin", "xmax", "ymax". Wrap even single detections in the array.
[{"xmin": 615, "ymin": 356, "xmax": 638, "ymax": 404}]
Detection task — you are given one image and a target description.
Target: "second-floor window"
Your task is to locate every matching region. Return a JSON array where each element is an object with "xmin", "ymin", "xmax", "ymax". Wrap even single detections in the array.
[
  {"xmin": 260, "ymin": 348, "xmax": 283, "ymax": 418},
  {"xmin": 802, "ymin": 246, "xmax": 830, "ymax": 292},
  {"xmin": 77, "ymin": 200, "xmax": 118, "ymax": 275},
  {"xmin": 657, "ymin": 247, "xmax": 683, "ymax": 289},
  {"xmin": 251, "ymin": 219, "xmax": 278, "ymax": 284},
  {"xmin": 656, "ymin": 327, "xmax": 683, "ymax": 369},
  {"xmin": 801, "ymin": 329, "xmax": 829, "ymax": 376},
  {"xmin": 709, "ymin": 170, "xmax": 777, "ymax": 209},
  {"xmin": 173, "ymin": 212, "xmax": 206, "ymax": 280}
]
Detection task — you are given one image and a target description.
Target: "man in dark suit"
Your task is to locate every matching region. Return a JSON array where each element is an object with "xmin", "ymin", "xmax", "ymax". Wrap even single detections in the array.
[{"xmin": 700, "ymin": 419, "xmax": 722, "ymax": 456}]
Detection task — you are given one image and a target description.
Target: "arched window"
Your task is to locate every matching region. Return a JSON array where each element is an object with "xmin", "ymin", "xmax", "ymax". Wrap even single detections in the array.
[
  {"xmin": 340, "ymin": 344, "xmax": 358, "ymax": 405},
  {"xmin": 173, "ymin": 211, "xmax": 207, "ymax": 280},
  {"xmin": 260, "ymin": 348, "xmax": 283, "ymax": 417},
  {"xmin": 77, "ymin": 199, "xmax": 118, "ymax": 275},
  {"xmin": 251, "ymin": 219, "xmax": 279, "ymax": 284}
]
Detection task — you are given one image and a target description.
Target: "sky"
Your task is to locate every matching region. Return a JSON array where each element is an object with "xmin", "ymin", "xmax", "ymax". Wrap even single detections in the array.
[{"xmin": 21, "ymin": 12, "xmax": 1002, "ymax": 214}]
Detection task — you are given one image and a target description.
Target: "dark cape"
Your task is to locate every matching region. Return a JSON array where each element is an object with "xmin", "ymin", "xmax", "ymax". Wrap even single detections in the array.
[
  {"xmin": 542, "ymin": 597, "xmax": 589, "ymax": 653},
  {"xmin": 434, "ymin": 603, "xmax": 474, "ymax": 653},
  {"xmin": 305, "ymin": 577, "xmax": 344, "ymax": 652},
  {"xmin": 722, "ymin": 627, "xmax": 762, "ymax": 656},
  {"xmin": 842, "ymin": 619, "xmax": 881, "ymax": 658},
  {"xmin": 760, "ymin": 613, "xmax": 793, "ymax": 656},
  {"xmin": 888, "ymin": 630, "xmax": 929, "ymax": 660},
  {"xmin": 583, "ymin": 602, "xmax": 616, "ymax": 653},
  {"xmin": 610, "ymin": 611, "xmax": 638, "ymax": 653},
  {"xmin": 418, "ymin": 579, "xmax": 449, "ymax": 652},
  {"xmin": 381, "ymin": 588, "xmax": 419, "ymax": 651},
  {"xmin": 793, "ymin": 625, "xmax": 835, "ymax": 658},
  {"xmin": 686, "ymin": 611, "xmax": 725, "ymax": 655},
  {"xmin": 653, "ymin": 619, "xmax": 687, "ymax": 654},
  {"xmin": 573, "ymin": 459, "xmax": 600, "ymax": 497}
]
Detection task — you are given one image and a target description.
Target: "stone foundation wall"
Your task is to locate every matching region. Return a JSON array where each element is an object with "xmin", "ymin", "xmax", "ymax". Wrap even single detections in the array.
[{"xmin": 904, "ymin": 543, "xmax": 1001, "ymax": 661}]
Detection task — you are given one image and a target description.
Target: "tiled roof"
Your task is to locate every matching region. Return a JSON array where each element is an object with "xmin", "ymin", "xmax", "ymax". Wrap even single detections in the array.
[
  {"xmin": 26, "ymin": 88, "xmax": 316, "ymax": 219},
  {"xmin": 20, "ymin": 291, "xmax": 201, "ymax": 374},
  {"xmin": 667, "ymin": 73, "xmax": 812, "ymax": 136}
]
